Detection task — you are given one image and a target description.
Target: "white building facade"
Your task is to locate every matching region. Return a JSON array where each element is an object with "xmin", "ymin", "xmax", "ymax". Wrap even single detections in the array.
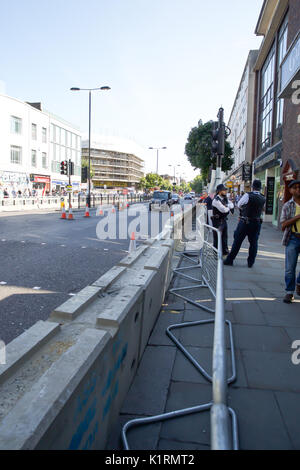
[
  {"xmin": 0, "ymin": 94, "xmax": 82, "ymax": 196},
  {"xmin": 224, "ymin": 50, "xmax": 259, "ymax": 193},
  {"xmin": 81, "ymin": 135, "xmax": 144, "ymax": 190}
]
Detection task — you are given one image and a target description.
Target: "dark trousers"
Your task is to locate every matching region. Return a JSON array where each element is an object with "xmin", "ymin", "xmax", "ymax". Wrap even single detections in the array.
[
  {"xmin": 212, "ymin": 219, "xmax": 228, "ymax": 255},
  {"xmin": 227, "ymin": 219, "xmax": 262, "ymax": 265}
]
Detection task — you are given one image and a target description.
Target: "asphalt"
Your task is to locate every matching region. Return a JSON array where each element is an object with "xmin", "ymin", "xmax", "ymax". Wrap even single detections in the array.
[
  {"xmin": 107, "ymin": 214, "xmax": 300, "ymax": 451},
  {"xmin": 0, "ymin": 205, "xmax": 160, "ymax": 344}
]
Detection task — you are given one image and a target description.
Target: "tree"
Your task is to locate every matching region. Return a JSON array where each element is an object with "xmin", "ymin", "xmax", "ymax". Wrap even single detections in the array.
[
  {"xmin": 81, "ymin": 157, "xmax": 94, "ymax": 181},
  {"xmin": 190, "ymin": 175, "xmax": 204, "ymax": 195},
  {"xmin": 138, "ymin": 173, "xmax": 164, "ymax": 190},
  {"xmin": 185, "ymin": 121, "xmax": 233, "ymax": 184}
]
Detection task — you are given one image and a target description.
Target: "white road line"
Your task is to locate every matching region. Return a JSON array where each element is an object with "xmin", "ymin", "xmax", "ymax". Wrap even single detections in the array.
[
  {"xmin": 33, "ymin": 287, "xmax": 41, "ymax": 290},
  {"xmin": 0, "ymin": 281, "xmax": 7, "ymax": 285}
]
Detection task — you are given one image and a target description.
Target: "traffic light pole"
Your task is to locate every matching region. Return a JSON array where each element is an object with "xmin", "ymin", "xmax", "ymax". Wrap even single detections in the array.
[{"xmin": 215, "ymin": 107, "xmax": 225, "ymax": 190}]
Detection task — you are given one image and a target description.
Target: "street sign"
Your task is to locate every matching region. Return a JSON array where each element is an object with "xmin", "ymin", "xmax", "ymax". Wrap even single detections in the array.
[{"xmin": 66, "ymin": 185, "xmax": 72, "ymax": 193}]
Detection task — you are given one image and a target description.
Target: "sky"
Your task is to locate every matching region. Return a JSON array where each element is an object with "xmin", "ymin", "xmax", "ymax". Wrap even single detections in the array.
[{"xmin": 0, "ymin": 0, "xmax": 263, "ymax": 182}]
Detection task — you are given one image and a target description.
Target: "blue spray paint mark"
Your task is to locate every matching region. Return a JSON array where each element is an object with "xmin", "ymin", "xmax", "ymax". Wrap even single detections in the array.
[
  {"xmin": 82, "ymin": 421, "xmax": 99, "ymax": 450},
  {"xmin": 69, "ymin": 398, "xmax": 97, "ymax": 450}
]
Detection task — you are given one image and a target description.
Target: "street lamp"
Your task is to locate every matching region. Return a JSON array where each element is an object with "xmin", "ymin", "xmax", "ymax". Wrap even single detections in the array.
[
  {"xmin": 168, "ymin": 164, "xmax": 181, "ymax": 184},
  {"xmin": 148, "ymin": 146, "xmax": 167, "ymax": 175},
  {"xmin": 70, "ymin": 85, "xmax": 111, "ymax": 208}
]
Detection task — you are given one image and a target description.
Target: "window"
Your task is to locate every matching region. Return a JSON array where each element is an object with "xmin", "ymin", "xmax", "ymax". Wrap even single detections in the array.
[
  {"xmin": 11, "ymin": 116, "xmax": 22, "ymax": 134},
  {"xmin": 32, "ymin": 123, "xmax": 37, "ymax": 140},
  {"xmin": 10, "ymin": 146, "xmax": 22, "ymax": 164},
  {"xmin": 275, "ymin": 14, "xmax": 288, "ymax": 135},
  {"xmin": 42, "ymin": 127, "xmax": 47, "ymax": 143},
  {"xmin": 259, "ymin": 46, "xmax": 275, "ymax": 152},
  {"xmin": 31, "ymin": 150, "xmax": 37, "ymax": 167},
  {"xmin": 42, "ymin": 152, "xmax": 48, "ymax": 169}
]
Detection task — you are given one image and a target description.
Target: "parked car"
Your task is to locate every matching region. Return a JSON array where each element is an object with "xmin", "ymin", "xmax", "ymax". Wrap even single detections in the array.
[
  {"xmin": 171, "ymin": 194, "xmax": 180, "ymax": 204},
  {"xmin": 149, "ymin": 190, "xmax": 173, "ymax": 211}
]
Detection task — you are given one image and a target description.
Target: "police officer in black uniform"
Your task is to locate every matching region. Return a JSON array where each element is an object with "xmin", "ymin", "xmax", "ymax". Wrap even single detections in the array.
[
  {"xmin": 224, "ymin": 179, "xmax": 266, "ymax": 267},
  {"xmin": 211, "ymin": 184, "xmax": 234, "ymax": 255}
]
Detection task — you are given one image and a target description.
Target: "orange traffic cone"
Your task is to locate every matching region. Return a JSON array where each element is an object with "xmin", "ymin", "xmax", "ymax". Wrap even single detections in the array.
[
  {"xmin": 68, "ymin": 204, "xmax": 74, "ymax": 220},
  {"xmin": 129, "ymin": 232, "xmax": 136, "ymax": 253},
  {"xmin": 84, "ymin": 204, "xmax": 90, "ymax": 218},
  {"xmin": 97, "ymin": 205, "xmax": 104, "ymax": 216},
  {"xmin": 111, "ymin": 205, "xmax": 116, "ymax": 214},
  {"xmin": 61, "ymin": 204, "xmax": 66, "ymax": 219}
]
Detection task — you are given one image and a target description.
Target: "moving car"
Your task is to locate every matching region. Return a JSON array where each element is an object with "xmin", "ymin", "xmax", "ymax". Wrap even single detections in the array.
[{"xmin": 149, "ymin": 190, "xmax": 173, "ymax": 211}]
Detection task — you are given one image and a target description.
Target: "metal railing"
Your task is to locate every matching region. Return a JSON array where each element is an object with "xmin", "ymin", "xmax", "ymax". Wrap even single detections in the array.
[{"xmin": 121, "ymin": 207, "xmax": 238, "ymax": 450}]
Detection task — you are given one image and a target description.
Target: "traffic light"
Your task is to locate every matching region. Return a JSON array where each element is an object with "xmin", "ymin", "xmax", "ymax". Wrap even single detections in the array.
[
  {"xmin": 60, "ymin": 161, "xmax": 68, "ymax": 175},
  {"xmin": 211, "ymin": 121, "xmax": 219, "ymax": 155},
  {"xmin": 81, "ymin": 166, "xmax": 88, "ymax": 182},
  {"xmin": 69, "ymin": 161, "xmax": 74, "ymax": 176}
]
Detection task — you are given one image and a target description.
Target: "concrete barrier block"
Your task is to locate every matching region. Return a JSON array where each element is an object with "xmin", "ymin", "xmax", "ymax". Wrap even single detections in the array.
[
  {"xmin": 92, "ymin": 266, "xmax": 127, "ymax": 289},
  {"xmin": 0, "ymin": 328, "xmax": 111, "ymax": 450},
  {"xmin": 144, "ymin": 246, "xmax": 170, "ymax": 271},
  {"xmin": 50, "ymin": 286, "xmax": 103, "ymax": 322},
  {"xmin": 117, "ymin": 245, "xmax": 149, "ymax": 267},
  {"xmin": 0, "ymin": 321, "xmax": 60, "ymax": 385}
]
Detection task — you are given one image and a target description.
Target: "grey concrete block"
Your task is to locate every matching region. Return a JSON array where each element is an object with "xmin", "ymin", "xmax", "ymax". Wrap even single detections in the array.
[
  {"xmin": 92, "ymin": 266, "xmax": 127, "ymax": 289},
  {"xmin": 0, "ymin": 321, "xmax": 60, "ymax": 384},
  {"xmin": 118, "ymin": 245, "xmax": 149, "ymax": 267},
  {"xmin": 241, "ymin": 350, "xmax": 300, "ymax": 392},
  {"xmin": 50, "ymin": 285, "xmax": 103, "ymax": 322},
  {"xmin": 144, "ymin": 247, "xmax": 169, "ymax": 271},
  {"xmin": 0, "ymin": 328, "xmax": 111, "ymax": 449},
  {"xmin": 121, "ymin": 346, "xmax": 176, "ymax": 416},
  {"xmin": 256, "ymin": 300, "xmax": 300, "ymax": 327}
]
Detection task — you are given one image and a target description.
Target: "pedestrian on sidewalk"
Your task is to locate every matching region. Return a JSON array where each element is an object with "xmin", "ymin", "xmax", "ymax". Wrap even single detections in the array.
[
  {"xmin": 280, "ymin": 180, "xmax": 300, "ymax": 304},
  {"xmin": 204, "ymin": 192, "xmax": 214, "ymax": 226},
  {"xmin": 211, "ymin": 184, "xmax": 234, "ymax": 255},
  {"xmin": 224, "ymin": 179, "xmax": 266, "ymax": 268}
]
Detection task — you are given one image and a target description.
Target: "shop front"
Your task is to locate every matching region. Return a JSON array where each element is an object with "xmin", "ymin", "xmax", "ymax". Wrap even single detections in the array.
[
  {"xmin": 30, "ymin": 174, "xmax": 51, "ymax": 196},
  {"xmin": 253, "ymin": 144, "xmax": 282, "ymax": 225},
  {"xmin": 0, "ymin": 171, "xmax": 30, "ymax": 196}
]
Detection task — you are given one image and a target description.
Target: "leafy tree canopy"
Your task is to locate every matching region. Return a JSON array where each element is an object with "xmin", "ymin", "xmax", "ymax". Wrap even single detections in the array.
[
  {"xmin": 185, "ymin": 121, "xmax": 233, "ymax": 184},
  {"xmin": 190, "ymin": 175, "xmax": 204, "ymax": 194}
]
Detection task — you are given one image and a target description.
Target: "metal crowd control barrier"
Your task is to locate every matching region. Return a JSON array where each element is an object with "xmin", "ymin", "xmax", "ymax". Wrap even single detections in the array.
[{"xmin": 121, "ymin": 209, "xmax": 238, "ymax": 451}]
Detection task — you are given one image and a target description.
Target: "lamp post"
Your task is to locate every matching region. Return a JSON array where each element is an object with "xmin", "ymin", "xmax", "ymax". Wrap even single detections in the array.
[
  {"xmin": 168, "ymin": 164, "xmax": 181, "ymax": 185},
  {"xmin": 70, "ymin": 86, "xmax": 111, "ymax": 208},
  {"xmin": 148, "ymin": 146, "xmax": 167, "ymax": 175}
]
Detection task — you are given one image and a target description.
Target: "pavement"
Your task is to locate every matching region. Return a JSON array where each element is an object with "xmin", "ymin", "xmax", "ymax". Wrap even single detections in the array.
[{"xmin": 107, "ymin": 214, "xmax": 300, "ymax": 450}]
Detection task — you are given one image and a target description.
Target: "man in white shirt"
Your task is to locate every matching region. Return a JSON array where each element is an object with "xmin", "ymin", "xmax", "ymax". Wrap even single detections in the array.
[{"xmin": 211, "ymin": 184, "xmax": 234, "ymax": 255}]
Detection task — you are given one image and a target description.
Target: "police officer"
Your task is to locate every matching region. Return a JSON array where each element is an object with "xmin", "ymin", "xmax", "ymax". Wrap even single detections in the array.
[
  {"xmin": 224, "ymin": 179, "xmax": 266, "ymax": 268},
  {"xmin": 211, "ymin": 184, "xmax": 234, "ymax": 255}
]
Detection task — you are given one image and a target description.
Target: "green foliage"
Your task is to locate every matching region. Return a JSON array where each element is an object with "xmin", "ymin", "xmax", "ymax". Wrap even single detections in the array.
[
  {"xmin": 190, "ymin": 175, "xmax": 204, "ymax": 194},
  {"xmin": 139, "ymin": 173, "xmax": 164, "ymax": 190},
  {"xmin": 185, "ymin": 121, "xmax": 234, "ymax": 183},
  {"xmin": 82, "ymin": 157, "xmax": 94, "ymax": 180}
]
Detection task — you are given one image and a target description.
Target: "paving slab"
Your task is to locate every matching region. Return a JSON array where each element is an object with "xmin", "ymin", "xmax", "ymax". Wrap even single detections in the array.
[
  {"xmin": 241, "ymin": 350, "xmax": 300, "ymax": 392},
  {"xmin": 227, "ymin": 388, "xmax": 293, "ymax": 450},
  {"xmin": 232, "ymin": 302, "xmax": 267, "ymax": 325},
  {"xmin": 160, "ymin": 382, "xmax": 212, "ymax": 446},
  {"xmin": 148, "ymin": 312, "xmax": 184, "ymax": 347},
  {"xmin": 121, "ymin": 346, "xmax": 176, "ymax": 416},
  {"xmin": 275, "ymin": 391, "xmax": 300, "ymax": 449},
  {"xmin": 171, "ymin": 347, "xmax": 247, "ymax": 388},
  {"xmin": 158, "ymin": 439, "xmax": 209, "ymax": 451},
  {"xmin": 232, "ymin": 324, "xmax": 291, "ymax": 353}
]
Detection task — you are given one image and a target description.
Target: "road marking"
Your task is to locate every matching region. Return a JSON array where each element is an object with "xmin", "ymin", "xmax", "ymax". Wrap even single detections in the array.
[
  {"xmin": 1, "ymin": 239, "xmax": 6, "ymax": 242},
  {"xmin": 60, "ymin": 244, "xmax": 66, "ymax": 247},
  {"xmin": 69, "ymin": 293, "xmax": 76, "ymax": 296},
  {"xmin": 21, "ymin": 241, "xmax": 25, "ymax": 243},
  {"xmin": 41, "ymin": 243, "xmax": 46, "ymax": 245},
  {"xmin": 33, "ymin": 287, "xmax": 41, "ymax": 290},
  {"xmin": 0, "ymin": 281, "xmax": 7, "ymax": 285}
]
